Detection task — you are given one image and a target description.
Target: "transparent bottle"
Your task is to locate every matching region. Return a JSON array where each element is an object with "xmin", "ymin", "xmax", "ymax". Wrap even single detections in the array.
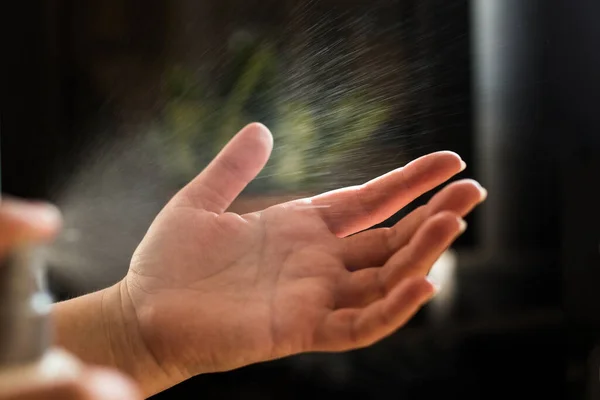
[{"xmin": 0, "ymin": 246, "xmax": 80, "ymax": 392}]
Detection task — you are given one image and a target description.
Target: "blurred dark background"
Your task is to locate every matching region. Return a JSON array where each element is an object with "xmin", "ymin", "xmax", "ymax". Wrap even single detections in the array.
[{"xmin": 2, "ymin": 0, "xmax": 599, "ymax": 398}]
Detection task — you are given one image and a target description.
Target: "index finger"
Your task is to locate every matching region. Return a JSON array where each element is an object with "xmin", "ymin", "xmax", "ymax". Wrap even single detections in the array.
[
  {"xmin": 0, "ymin": 197, "xmax": 62, "ymax": 257},
  {"xmin": 307, "ymin": 151, "xmax": 465, "ymax": 237}
]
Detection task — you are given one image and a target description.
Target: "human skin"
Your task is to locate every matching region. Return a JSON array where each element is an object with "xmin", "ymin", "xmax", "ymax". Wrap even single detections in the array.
[{"xmin": 4, "ymin": 123, "xmax": 486, "ymax": 398}]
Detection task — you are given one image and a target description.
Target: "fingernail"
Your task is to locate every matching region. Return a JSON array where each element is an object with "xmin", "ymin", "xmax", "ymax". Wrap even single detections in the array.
[
  {"xmin": 472, "ymin": 181, "xmax": 488, "ymax": 202},
  {"xmin": 457, "ymin": 217, "xmax": 467, "ymax": 234},
  {"xmin": 252, "ymin": 123, "xmax": 274, "ymax": 147},
  {"xmin": 426, "ymin": 277, "xmax": 442, "ymax": 296},
  {"xmin": 459, "ymin": 159, "xmax": 467, "ymax": 172},
  {"xmin": 479, "ymin": 186, "xmax": 488, "ymax": 202},
  {"xmin": 1, "ymin": 199, "xmax": 62, "ymax": 227}
]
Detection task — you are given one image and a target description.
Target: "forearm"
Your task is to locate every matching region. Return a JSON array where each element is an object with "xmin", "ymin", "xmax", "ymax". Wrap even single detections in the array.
[{"xmin": 52, "ymin": 281, "xmax": 175, "ymax": 397}]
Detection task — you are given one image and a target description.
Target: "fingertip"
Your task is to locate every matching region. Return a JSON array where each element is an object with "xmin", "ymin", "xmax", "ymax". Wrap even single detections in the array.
[
  {"xmin": 86, "ymin": 368, "xmax": 143, "ymax": 400},
  {"xmin": 235, "ymin": 122, "xmax": 274, "ymax": 168},
  {"xmin": 479, "ymin": 186, "xmax": 488, "ymax": 202},
  {"xmin": 406, "ymin": 150, "xmax": 465, "ymax": 181},
  {"xmin": 459, "ymin": 179, "xmax": 487, "ymax": 201},
  {"xmin": 244, "ymin": 122, "xmax": 274, "ymax": 151},
  {"xmin": 429, "ymin": 210, "xmax": 463, "ymax": 228},
  {"xmin": 177, "ymin": 122, "xmax": 274, "ymax": 212},
  {"xmin": 431, "ymin": 211, "xmax": 467, "ymax": 238},
  {"xmin": 442, "ymin": 151, "xmax": 465, "ymax": 172},
  {"xmin": 429, "ymin": 150, "xmax": 464, "ymax": 167},
  {"xmin": 427, "ymin": 179, "xmax": 487, "ymax": 220},
  {"xmin": 0, "ymin": 197, "xmax": 63, "ymax": 245},
  {"xmin": 404, "ymin": 275, "xmax": 438, "ymax": 303},
  {"xmin": 34, "ymin": 203, "xmax": 64, "ymax": 233},
  {"xmin": 424, "ymin": 276, "xmax": 441, "ymax": 298},
  {"xmin": 457, "ymin": 217, "xmax": 468, "ymax": 234},
  {"xmin": 1, "ymin": 198, "xmax": 62, "ymax": 228},
  {"xmin": 380, "ymin": 276, "xmax": 436, "ymax": 327}
]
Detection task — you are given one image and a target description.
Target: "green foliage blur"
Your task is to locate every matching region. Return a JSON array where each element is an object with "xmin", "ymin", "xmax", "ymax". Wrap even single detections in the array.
[{"xmin": 158, "ymin": 33, "xmax": 391, "ymax": 193}]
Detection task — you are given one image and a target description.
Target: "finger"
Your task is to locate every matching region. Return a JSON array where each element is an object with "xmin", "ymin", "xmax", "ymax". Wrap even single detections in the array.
[
  {"xmin": 0, "ymin": 367, "xmax": 142, "ymax": 400},
  {"xmin": 307, "ymin": 151, "xmax": 465, "ymax": 237},
  {"xmin": 313, "ymin": 276, "xmax": 435, "ymax": 351},
  {"xmin": 335, "ymin": 211, "xmax": 464, "ymax": 309},
  {"xmin": 176, "ymin": 123, "xmax": 273, "ymax": 213},
  {"xmin": 0, "ymin": 197, "xmax": 62, "ymax": 257},
  {"xmin": 0, "ymin": 381, "xmax": 88, "ymax": 400},
  {"xmin": 83, "ymin": 367, "xmax": 143, "ymax": 400},
  {"xmin": 342, "ymin": 179, "xmax": 485, "ymax": 270},
  {"xmin": 379, "ymin": 211, "xmax": 465, "ymax": 289}
]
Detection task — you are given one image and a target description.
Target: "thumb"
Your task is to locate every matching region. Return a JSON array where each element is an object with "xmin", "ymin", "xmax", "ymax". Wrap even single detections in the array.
[{"xmin": 177, "ymin": 123, "xmax": 273, "ymax": 213}]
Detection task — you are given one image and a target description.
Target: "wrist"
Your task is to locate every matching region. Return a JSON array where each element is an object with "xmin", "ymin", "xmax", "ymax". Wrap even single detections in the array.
[
  {"xmin": 101, "ymin": 280, "xmax": 178, "ymax": 397},
  {"xmin": 53, "ymin": 280, "xmax": 181, "ymax": 398}
]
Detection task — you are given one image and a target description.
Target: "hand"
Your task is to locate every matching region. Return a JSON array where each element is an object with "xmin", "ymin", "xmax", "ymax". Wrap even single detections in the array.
[
  {"xmin": 119, "ymin": 123, "xmax": 486, "ymax": 390},
  {"xmin": 0, "ymin": 365, "xmax": 141, "ymax": 400},
  {"xmin": 0, "ymin": 198, "xmax": 142, "ymax": 400}
]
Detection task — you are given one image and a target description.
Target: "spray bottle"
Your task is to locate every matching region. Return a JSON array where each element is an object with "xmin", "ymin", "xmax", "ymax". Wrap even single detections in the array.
[{"xmin": 0, "ymin": 245, "xmax": 81, "ymax": 392}]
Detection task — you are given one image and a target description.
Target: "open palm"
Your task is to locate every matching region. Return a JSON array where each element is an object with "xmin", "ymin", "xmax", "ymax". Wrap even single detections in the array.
[{"xmin": 123, "ymin": 123, "xmax": 486, "ymax": 384}]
